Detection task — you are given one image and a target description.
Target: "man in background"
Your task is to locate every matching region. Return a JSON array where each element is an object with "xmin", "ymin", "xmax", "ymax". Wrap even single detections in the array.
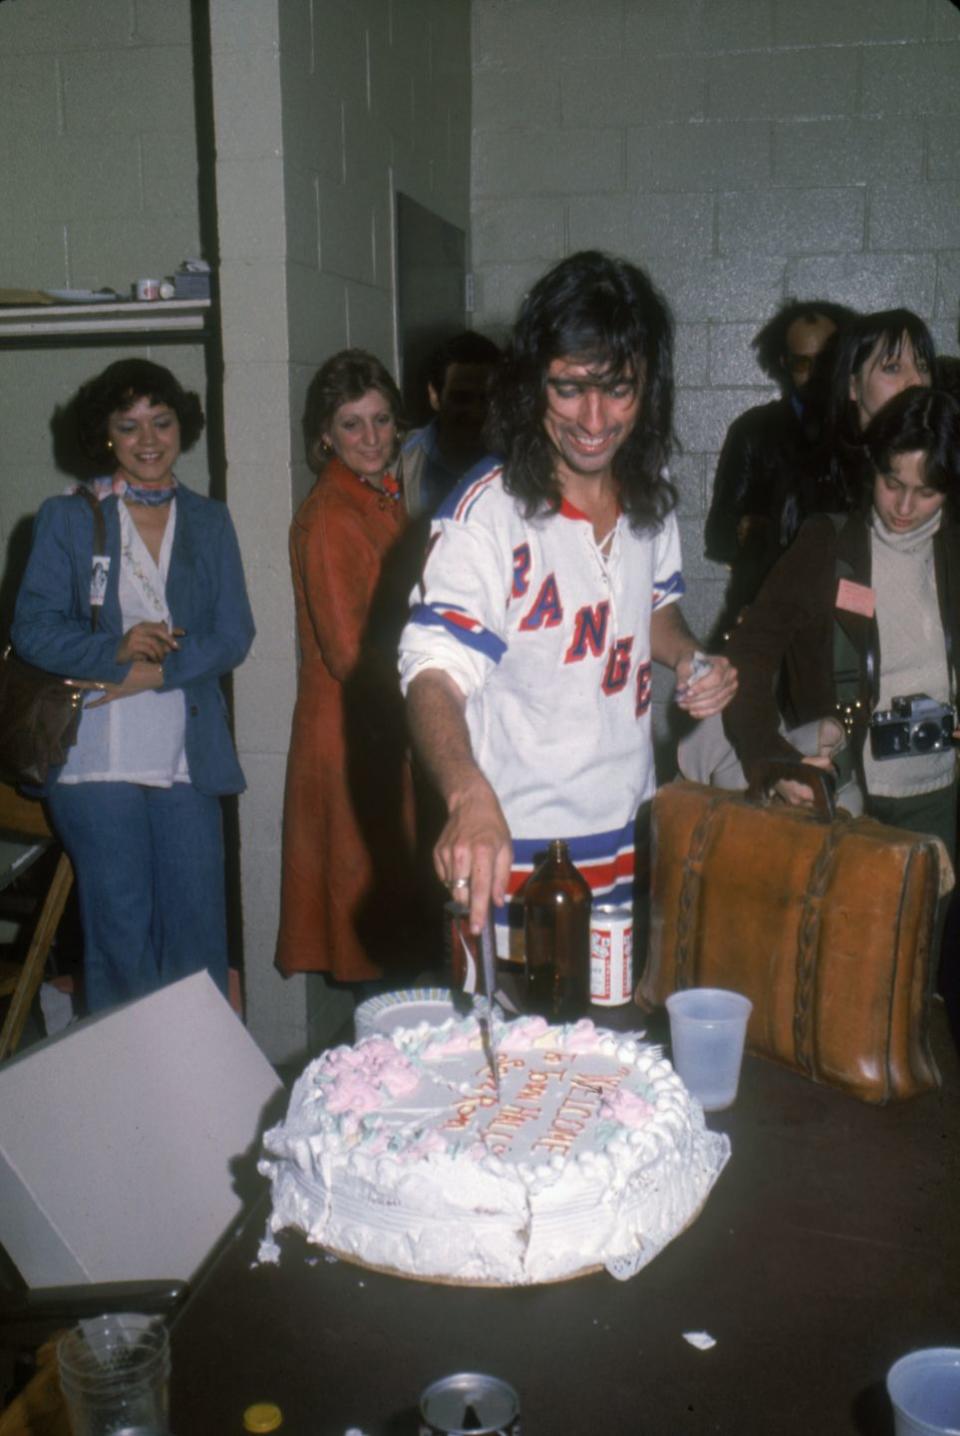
[
  {"xmin": 705, "ymin": 299, "xmax": 853, "ymax": 637},
  {"xmin": 399, "ymin": 252, "xmax": 735, "ymax": 946},
  {"xmin": 400, "ymin": 330, "xmax": 501, "ymax": 517}
]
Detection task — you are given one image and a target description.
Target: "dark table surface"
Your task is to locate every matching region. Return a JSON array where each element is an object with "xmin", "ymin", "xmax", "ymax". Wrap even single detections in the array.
[{"xmin": 169, "ymin": 1009, "xmax": 960, "ymax": 1436}]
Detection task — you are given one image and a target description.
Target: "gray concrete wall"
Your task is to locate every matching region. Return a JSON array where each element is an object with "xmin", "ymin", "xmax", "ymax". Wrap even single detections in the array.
[
  {"xmin": 470, "ymin": 0, "xmax": 960, "ymax": 662},
  {"xmin": 0, "ymin": 0, "xmax": 208, "ymax": 569},
  {"xmin": 211, "ymin": 0, "xmax": 472, "ymax": 1062}
]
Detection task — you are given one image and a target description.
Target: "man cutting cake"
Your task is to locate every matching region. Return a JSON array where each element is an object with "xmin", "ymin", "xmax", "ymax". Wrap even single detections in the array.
[{"xmin": 398, "ymin": 250, "xmax": 736, "ymax": 950}]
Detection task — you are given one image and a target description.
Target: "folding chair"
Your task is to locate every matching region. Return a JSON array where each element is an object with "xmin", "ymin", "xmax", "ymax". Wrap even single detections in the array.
[{"xmin": 0, "ymin": 785, "xmax": 73, "ymax": 1063}]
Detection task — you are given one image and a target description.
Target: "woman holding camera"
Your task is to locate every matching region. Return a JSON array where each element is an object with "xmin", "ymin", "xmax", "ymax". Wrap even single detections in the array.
[{"xmin": 721, "ymin": 384, "xmax": 960, "ymax": 854}]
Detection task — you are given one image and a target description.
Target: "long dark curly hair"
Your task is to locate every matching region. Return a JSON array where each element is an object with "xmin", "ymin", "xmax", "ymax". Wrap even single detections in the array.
[
  {"xmin": 76, "ymin": 359, "xmax": 204, "ymax": 467},
  {"xmin": 486, "ymin": 251, "xmax": 677, "ymax": 532}
]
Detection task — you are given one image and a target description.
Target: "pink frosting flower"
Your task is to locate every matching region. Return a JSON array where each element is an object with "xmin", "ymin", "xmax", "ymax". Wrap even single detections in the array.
[{"xmin": 602, "ymin": 1088, "xmax": 653, "ymax": 1128}]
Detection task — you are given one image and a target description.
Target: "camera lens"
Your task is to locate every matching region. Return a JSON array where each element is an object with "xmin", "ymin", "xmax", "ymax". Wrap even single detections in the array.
[{"xmin": 913, "ymin": 721, "xmax": 940, "ymax": 752}]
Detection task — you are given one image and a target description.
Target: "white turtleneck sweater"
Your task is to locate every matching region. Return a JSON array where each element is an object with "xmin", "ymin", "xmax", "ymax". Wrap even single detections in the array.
[{"xmin": 862, "ymin": 505, "xmax": 955, "ymax": 798}]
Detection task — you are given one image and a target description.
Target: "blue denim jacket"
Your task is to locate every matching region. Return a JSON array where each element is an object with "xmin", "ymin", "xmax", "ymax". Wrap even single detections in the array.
[{"xmin": 11, "ymin": 482, "xmax": 255, "ymax": 796}]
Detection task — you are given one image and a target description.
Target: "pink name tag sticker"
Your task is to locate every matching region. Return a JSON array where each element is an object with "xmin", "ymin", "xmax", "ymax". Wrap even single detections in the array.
[{"xmin": 836, "ymin": 578, "xmax": 875, "ymax": 618}]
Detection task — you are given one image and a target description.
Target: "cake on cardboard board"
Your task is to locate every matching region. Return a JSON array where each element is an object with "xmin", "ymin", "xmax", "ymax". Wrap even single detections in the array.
[{"xmin": 258, "ymin": 1013, "xmax": 730, "ymax": 1286}]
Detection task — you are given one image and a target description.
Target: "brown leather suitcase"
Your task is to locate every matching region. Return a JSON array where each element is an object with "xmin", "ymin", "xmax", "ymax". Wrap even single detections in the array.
[{"xmin": 637, "ymin": 772, "xmax": 942, "ymax": 1103}]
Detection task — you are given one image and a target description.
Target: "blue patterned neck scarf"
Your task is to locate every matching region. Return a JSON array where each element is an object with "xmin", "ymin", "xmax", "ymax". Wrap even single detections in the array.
[
  {"xmin": 123, "ymin": 479, "xmax": 177, "ymax": 506},
  {"xmin": 85, "ymin": 475, "xmax": 178, "ymax": 505}
]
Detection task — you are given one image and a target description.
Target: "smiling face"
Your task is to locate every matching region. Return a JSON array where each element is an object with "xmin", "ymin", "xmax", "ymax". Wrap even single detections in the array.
[
  {"xmin": 107, "ymin": 395, "xmax": 181, "ymax": 487},
  {"xmin": 542, "ymin": 356, "xmax": 642, "ymax": 488},
  {"xmin": 851, "ymin": 333, "xmax": 931, "ymax": 430},
  {"xmin": 322, "ymin": 388, "xmax": 398, "ymax": 484},
  {"xmin": 872, "ymin": 450, "xmax": 946, "ymax": 535}
]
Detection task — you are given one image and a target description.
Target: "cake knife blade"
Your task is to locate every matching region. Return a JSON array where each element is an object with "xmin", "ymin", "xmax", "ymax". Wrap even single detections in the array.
[{"xmin": 478, "ymin": 913, "xmax": 501, "ymax": 1100}]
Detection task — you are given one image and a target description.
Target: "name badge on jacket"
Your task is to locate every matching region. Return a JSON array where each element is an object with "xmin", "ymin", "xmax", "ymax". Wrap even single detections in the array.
[
  {"xmin": 90, "ymin": 555, "xmax": 110, "ymax": 608},
  {"xmin": 835, "ymin": 578, "xmax": 875, "ymax": 619}
]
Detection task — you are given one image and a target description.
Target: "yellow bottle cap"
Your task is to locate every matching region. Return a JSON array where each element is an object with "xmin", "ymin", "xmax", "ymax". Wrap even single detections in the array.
[{"xmin": 243, "ymin": 1402, "xmax": 283, "ymax": 1432}]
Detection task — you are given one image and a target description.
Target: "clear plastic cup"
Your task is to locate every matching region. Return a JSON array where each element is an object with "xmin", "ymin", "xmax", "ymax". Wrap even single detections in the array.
[
  {"xmin": 887, "ymin": 1348, "xmax": 960, "ymax": 1435},
  {"xmin": 665, "ymin": 987, "xmax": 752, "ymax": 1111},
  {"xmin": 57, "ymin": 1312, "xmax": 170, "ymax": 1436}
]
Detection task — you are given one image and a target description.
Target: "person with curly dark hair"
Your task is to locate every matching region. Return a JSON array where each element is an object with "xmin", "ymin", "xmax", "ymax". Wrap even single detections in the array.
[
  {"xmin": 11, "ymin": 358, "xmax": 254, "ymax": 1012},
  {"xmin": 487, "ymin": 250, "xmax": 678, "ymax": 532},
  {"xmin": 704, "ymin": 298, "xmax": 854, "ymax": 635},
  {"xmin": 399, "ymin": 251, "xmax": 736, "ymax": 945}
]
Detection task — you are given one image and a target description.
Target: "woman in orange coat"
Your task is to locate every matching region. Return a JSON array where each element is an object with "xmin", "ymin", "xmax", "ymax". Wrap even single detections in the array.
[{"xmin": 276, "ymin": 350, "xmax": 422, "ymax": 987}]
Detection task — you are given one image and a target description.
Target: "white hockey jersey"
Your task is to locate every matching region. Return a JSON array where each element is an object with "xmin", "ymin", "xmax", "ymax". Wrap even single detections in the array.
[{"xmin": 399, "ymin": 460, "xmax": 684, "ymax": 947}]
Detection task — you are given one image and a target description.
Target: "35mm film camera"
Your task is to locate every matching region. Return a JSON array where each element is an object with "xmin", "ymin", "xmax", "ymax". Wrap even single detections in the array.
[{"xmin": 869, "ymin": 693, "xmax": 957, "ymax": 760}]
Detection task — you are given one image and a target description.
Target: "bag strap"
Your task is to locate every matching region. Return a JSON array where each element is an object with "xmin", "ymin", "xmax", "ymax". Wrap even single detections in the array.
[
  {"xmin": 791, "ymin": 822, "xmax": 844, "ymax": 1075},
  {"xmin": 74, "ymin": 486, "xmax": 107, "ymax": 635},
  {"xmin": 673, "ymin": 792, "xmax": 727, "ymax": 990}
]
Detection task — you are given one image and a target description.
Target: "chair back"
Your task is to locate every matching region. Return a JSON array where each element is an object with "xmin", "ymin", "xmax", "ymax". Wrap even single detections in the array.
[{"xmin": 0, "ymin": 783, "xmax": 53, "ymax": 842}]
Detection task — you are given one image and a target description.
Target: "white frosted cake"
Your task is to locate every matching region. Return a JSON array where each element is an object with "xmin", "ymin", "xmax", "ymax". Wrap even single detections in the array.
[{"xmin": 258, "ymin": 1014, "xmax": 730, "ymax": 1286}]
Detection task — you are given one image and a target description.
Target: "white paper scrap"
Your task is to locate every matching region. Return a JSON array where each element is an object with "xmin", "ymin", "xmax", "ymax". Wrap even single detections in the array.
[{"xmin": 683, "ymin": 1330, "xmax": 717, "ymax": 1350}]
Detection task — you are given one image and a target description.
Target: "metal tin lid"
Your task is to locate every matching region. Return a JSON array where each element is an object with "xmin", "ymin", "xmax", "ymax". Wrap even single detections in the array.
[
  {"xmin": 243, "ymin": 1402, "xmax": 283, "ymax": 1432},
  {"xmin": 420, "ymin": 1373, "xmax": 518, "ymax": 1433}
]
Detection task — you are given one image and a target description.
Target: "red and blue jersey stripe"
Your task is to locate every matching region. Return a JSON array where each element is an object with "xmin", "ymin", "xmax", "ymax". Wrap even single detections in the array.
[{"xmin": 408, "ymin": 602, "xmax": 507, "ymax": 663}]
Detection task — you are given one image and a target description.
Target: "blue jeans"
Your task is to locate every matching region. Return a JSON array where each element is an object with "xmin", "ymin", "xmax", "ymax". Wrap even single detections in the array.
[{"xmin": 46, "ymin": 781, "xmax": 229, "ymax": 1013}]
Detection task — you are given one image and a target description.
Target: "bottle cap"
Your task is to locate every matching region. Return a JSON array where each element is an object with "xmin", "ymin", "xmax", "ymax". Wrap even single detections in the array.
[{"xmin": 243, "ymin": 1403, "xmax": 283, "ymax": 1432}]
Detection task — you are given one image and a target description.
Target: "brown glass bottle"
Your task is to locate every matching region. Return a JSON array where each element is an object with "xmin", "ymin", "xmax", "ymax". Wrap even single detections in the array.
[{"xmin": 522, "ymin": 839, "xmax": 592, "ymax": 1020}]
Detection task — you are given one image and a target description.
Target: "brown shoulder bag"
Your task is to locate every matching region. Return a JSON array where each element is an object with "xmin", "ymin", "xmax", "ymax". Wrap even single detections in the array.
[{"xmin": 0, "ymin": 489, "xmax": 106, "ymax": 787}]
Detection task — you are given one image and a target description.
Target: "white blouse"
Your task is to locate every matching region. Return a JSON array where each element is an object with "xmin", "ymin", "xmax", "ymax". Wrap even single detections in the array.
[{"xmin": 58, "ymin": 500, "xmax": 190, "ymax": 787}]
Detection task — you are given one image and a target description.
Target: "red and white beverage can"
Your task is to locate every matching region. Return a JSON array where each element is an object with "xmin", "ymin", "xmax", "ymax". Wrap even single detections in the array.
[{"xmin": 589, "ymin": 904, "xmax": 633, "ymax": 1006}]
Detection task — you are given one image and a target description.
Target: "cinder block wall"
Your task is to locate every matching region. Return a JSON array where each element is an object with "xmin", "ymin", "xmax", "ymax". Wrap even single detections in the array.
[
  {"xmin": 0, "ymin": 0, "xmax": 209, "ymax": 576},
  {"xmin": 211, "ymin": 0, "xmax": 472, "ymax": 1061},
  {"xmin": 470, "ymin": 0, "xmax": 960, "ymax": 682}
]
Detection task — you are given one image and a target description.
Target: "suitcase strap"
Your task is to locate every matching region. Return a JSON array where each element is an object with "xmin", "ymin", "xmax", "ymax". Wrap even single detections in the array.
[
  {"xmin": 792, "ymin": 822, "xmax": 844, "ymax": 1074},
  {"xmin": 674, "ymin": 793, "xmax": 727, "ymax": 990},
  {"xmin": 674, "ymin": 794, "xmax": 844, "ymax": 1074}
]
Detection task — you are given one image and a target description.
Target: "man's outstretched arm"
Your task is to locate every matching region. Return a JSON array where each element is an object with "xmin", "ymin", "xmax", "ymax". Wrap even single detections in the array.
[{"xmin": 406, "ymin": 669, "xmax": 513, "ymax": 934}]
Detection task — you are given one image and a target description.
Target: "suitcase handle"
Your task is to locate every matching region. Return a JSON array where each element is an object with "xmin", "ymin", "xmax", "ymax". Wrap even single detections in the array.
[{"xmin": 746, "ymin": 759, "xmax": 837, "ymax": 822}]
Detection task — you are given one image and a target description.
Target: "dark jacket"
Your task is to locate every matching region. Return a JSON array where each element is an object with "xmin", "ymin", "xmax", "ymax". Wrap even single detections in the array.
[
  {"xmin": 721, "ymin": 510, "xmax": 960, "ymax": 785},
  {"xmin": 705, "ymin": 398, "xmax": 848, "ymax": 629},
  {"xmin": 11, "ymin": 483, "xmax": 255, "ymax": 795}
]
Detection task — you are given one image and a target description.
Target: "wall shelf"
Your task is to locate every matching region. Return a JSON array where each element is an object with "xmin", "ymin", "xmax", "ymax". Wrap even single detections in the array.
[{"xmin": 0, "ymin": 299, "xmax": 213, "ymax": 347}]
